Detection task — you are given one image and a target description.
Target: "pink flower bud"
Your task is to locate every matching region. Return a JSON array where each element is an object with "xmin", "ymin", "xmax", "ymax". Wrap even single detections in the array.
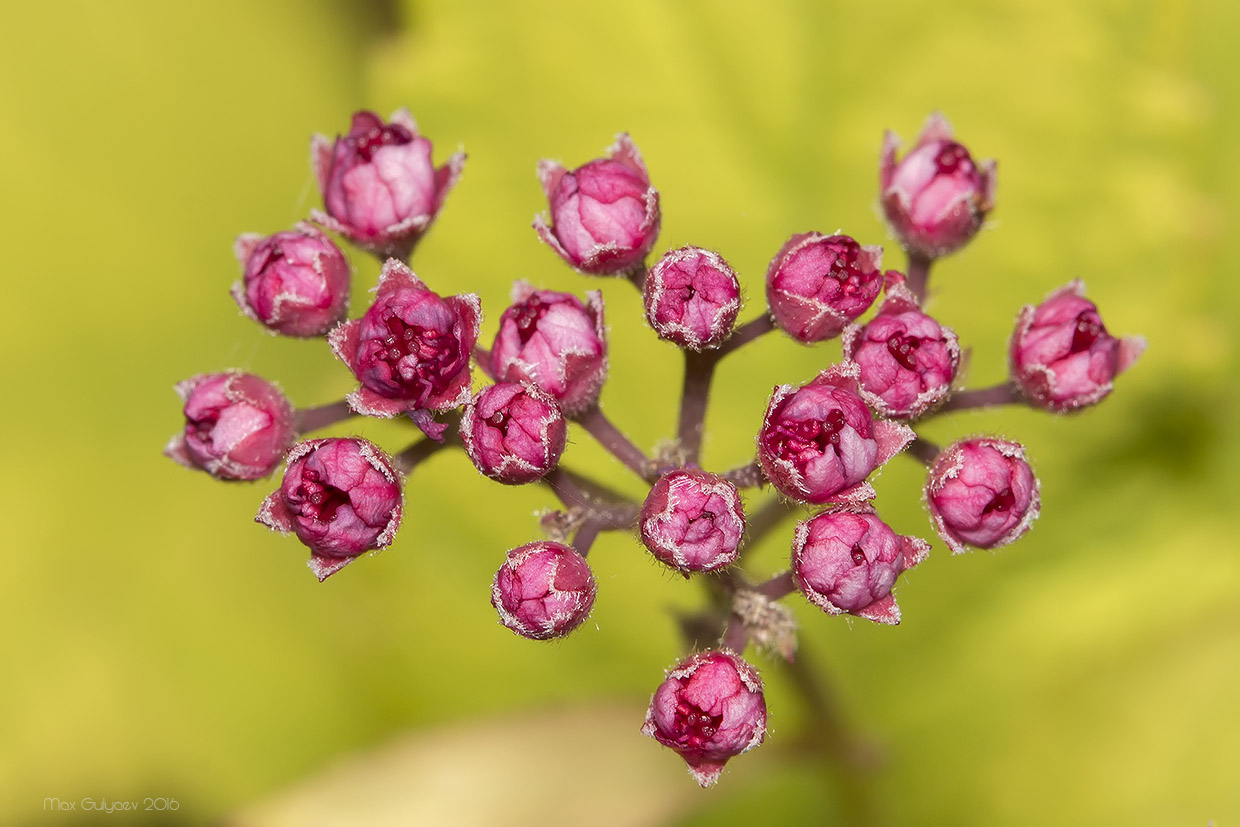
[
  {"xmin": 791, "ymin": 504, "xmax": 930, "ymax": 625},
  {"xmin": 643, "ymin": 246, "xmax": 741, "ymax": 350},
  {"xmin": 311, "ymin": 109, "xmax": 465, "ymax": 261},
  {"xmin": 641, "ymin": 650, "xmax": 767, "ymax": 788},
  {"xmin": 329, "ymin": 259, "xmax": 480, "ymax": 428},
  {"xmin": 490, "ymin": 282, "xmax": 607, "ymax": 416},
  {"xmin": 640, "ymin": 469, "xmax": 745, "ymax": 573},
  {"xmin": 880, "ymin": 112, "xmax": 996, "ymax": 259},
  {"xmin": 1009, "ymin": 280, "xmax": 1146, "ymax": 413},
  {"xmin": 256, "ymin": 438, "xmax": 403, "ymax": 580},
  {"xmin": 491, "ymin": 541, "xmax": 597, "ymax": 640},
  {"xmin": 757, "ymin": 362, "xmax": 914, "ymax": 505},
  {"xmin": 842, "ymin": 284, "xmax": 961, "ymax": 419},
  {"xmin": 533, "ymin": 133, "xmax": 660, "ymax": 276},
  {"xmin": 165, "ymin": 371, "xmax": 295, "ymax": 481},
  {"xmin": 232, "ymin": 223, "xmax": 351, "ymax": 337},
  {"xmin": 925, "ymin": 437, "xmax": 1040, "ymax": 554},
  {"xmin": 765, "ymin": 232, "xmax": 883, "ymax": 343},
  {"xmin": 460, "ymin": 383, "xmax": 567, "ymax": 484}
]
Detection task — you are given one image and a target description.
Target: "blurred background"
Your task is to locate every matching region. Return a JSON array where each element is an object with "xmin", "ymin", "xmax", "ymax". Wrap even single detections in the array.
[{"xmin": 1, "ymin": 0, "xmax": 1236, "ymax": 824}]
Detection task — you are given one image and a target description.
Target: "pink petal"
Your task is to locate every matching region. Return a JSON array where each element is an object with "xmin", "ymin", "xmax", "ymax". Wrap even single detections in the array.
[
  {"xmin": 855, "ymin": 593, "xmax": 901, "ymax": 625},
  {"xmin": 255, "ymin": 491, "xmax": 294, "ymax": 533}
]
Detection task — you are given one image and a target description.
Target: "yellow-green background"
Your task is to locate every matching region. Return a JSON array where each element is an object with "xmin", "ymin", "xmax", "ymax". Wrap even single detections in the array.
[{"xmin": 2, "ymin": 0, "xmax": 1236, "ymax": 824}]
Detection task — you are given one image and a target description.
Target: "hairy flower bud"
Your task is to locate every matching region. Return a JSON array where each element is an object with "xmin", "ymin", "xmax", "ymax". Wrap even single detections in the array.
[
  {"xmin": 232, "ymin": 223, "xmax": 351, "ymax": 337},
  {"xmin": 490, "ymin": 282, "xmax": 607, "ymax": 416},
  {"xmin": 533, "ymin": 133, "xmax": 660, "ymax": 276},
  {"xmin": 880, "ymin": 111, "xmax": 996, "ymax": 259},
  {"xmin": 791, "ymin": 504, "xmax": 929, "ymax": 625},
  {"xmin": 1009, "ymin": 280, "xmax": 1146, "ymax": 413},
  {"xmin": 642, "ymin": 650, "xmax": 767, "ymax": 787},
  {"xmin": 491, "ymin": 541, "xmax": 597, "ymax": 640},
  {"xmin": 843, "ymin": 284, "xmax": 961, "ymax": 419},
  {"xmin": 460, "ymin": 383, "xmax": 567, "ymax": 484},
  {"xmin": 765, "ymin": 232, "xmax": 883, "ymax": 343},
  {"xmin": 643, "ymin": 246, "xmax": 741, "ymax": 350},
  {"xmin": 256, "ymin": 438, "xmax": 403, "ymax": 580},
  {"xmin": 925, "ymin": 437, "xmax": 1040, "ymax": 553},
  {"xmin": 640, "ymin": 469, "xmax": 744, "ymax": 573},
  {"xmin": 329, "ymin": 259, "xmax": 479, "ymax": 434},
  {"xmin": 757, "ymin": 362, "xmax": 914, "ymax": 504},
  {"xmin": 311, "ymin": 109, "xmax": 465, "ymax": 261},
  {"xmin": 165, "ymin": 371, "xmax": 295, "ymax": 481}
]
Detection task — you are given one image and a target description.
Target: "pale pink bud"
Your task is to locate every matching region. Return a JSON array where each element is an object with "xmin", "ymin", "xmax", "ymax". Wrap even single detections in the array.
[
  {"xmin": 460, "ymin": 382, "xmax": 567, "ymax": 484},
  {"xmin": 791, "ymin": 504, "xmax": 930, "ymax": 625},
  {"xmin": 329, "ymin": 259, "xmax": 479, "ymax": 431},
  {"xmin": 311, "ymin": 109, "xmax": 465, "ymax": 261},
  {"xmin": 880, "ymin": 112, "xmax": 996, "ymax": 259},
  {"xmin": 640, "ymin": 469, "xmax": 745, "ymax": 573},
  {"xmin": 1009, "ymin": 280, "xmax": 1146, "ymax": 413},
  {"xmin": 641, "ymin": 650, "xmax": 767, "ymax": 787},
  {"xmin": 643, "ymin": 246, "xmax": 741, "ymax": 350},
  {"xmin": 165, "ymin": 371, "xmax": 295, "ymax": 481},
  {"xmin": 765, "ymin": 232, "xmax": 883, "ymax": 343},
  {"xmin": 491, "ymin": 541, "xmax": 597, "ymax": 640},
  {"xmin": 533, "ymin": 133, "xmax": 660, "ymax": 276},
  {"xmin": 925, "ymin": 437, "xmax": 1040, "ymax": 553},
  {"xmin": 256, "ymin": 438, "xmax": 403, "ymax": 580},
  {"xmin": 757, "ymin": 363, "xmax": 914, "ymax": 505},
  {"xmin": 490, "ymin": 282, "xmax": 607, "ymax": 416},
  {"xmin": 842, "ymin": 284, "xmax": 961, "ymax": 419},
  {"xmin": 231, "ymin": 223, "xmax": 351, "ymax": 337}
]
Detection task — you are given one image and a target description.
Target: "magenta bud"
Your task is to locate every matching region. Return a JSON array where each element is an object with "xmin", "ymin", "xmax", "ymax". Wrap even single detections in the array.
[
  {"xmin": 880, "ymin": 112, "xmax": 996, "ymax": 259},
  {"xmin": 925, "ymin": 437, "xmax": 1040, "ymax": 554},
  {"xmin": 791, "ymin": 504, "xmax": 930, "ymax": 625},
  {"xmin": 491, "ymin": 541, "xmax": 597, "ymax": 640},
  {"xmin": 842, "ymin": 284, "xmax": 961, "ymax": 419},
  {"xmin": 1009, "ymin": 280, "xmax": 1146, "ymax": 413},
  {"xmin": 231, "ymin": 223, "xmax": 351, "ymax": 337},
  {"xmin": 490, "ymin": 282, "xmax": 608, "ymax": 416},
  {"xmin": 640, "ymin": 469, "xmax": 745, "ymax": 573},
  {"xmin": 311, "ymin": 109, "xmax": 465, "ymax": 261},
  {"xmin": 765, "ymin": 232, "xmax": 883, "ymax": 343},
  {"xmin": 460, "ymin": 383, "xmax": 567, "ymax": 484},
  {"xmin": 643, "ymin": 246, "xmax": 741, "ymax": 350},
  {"xmin": 641, "ymin": 650, "xmax": 767, "ymax": 788},
  {"xmin": 256, "ymin": 437, "xmax": 403, "ymax": 580},
  {"xmin": 165, "ymin": 371, "xmax": 295, "ymax": 481},
  {"xmin": 533, "ymin": 133, "xmax": 660, "ymax": 276},
  {"xmin": 757, "ymin": 362, "xmax": 914, "ymax": 505},
  {"xmin": 329, "ymin": 259, "xmax": 480, "ymax": 424}
]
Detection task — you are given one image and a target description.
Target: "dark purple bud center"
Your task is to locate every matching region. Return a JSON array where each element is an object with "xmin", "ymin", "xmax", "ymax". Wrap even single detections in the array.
[
  {"xmin": 188, "ymin": 409, "xmax": 220, "ymax": 441},
  {"xmin": 254, "ymin": 244, "xmax": 285, "ymax": 274},
  {"xmin": 674, "ymin": 699, "xmax": 724, "ymax": 751},
  {"xmin": 886, "ymin": 334, "xmax": 922, "ymax": 370},
  {"xmin": 376, "ymin": 314, "xmax": 461, "ymax": 399},
  {"xmin": 850, "ymin": 543, "xmax": 867, "ymax": 566},
  {"xmin": 1070, "ymin": 312, "xmax": 1105, "ymax": 354},
  {"xmin": 297, "ymin": 469, "xmax": 349, "ymax": 523},
  {"xmin": 934, "ymin": 141, "xmax": 974, "ymax": 175},
  {"xmin": 349, "ymin": 115, "xmax": 413, "ymax": 162},
  {"xmin": 773, "ymin": 408, "xmax": 848, "ymax": 459},
  {"xmin": 825, "ymin": 238, "xmax": 866, "ymax": 295},
  {"xmin": 487, "ymin": 408, "xmax": 512, "ymax": 435},
  {"xmin": 512, "ymin": 297, "xmax": 552, "ymax": 345},
  {"xmin": 983, "ymin": 487, "xmax": 1015, "ymax": 515}
]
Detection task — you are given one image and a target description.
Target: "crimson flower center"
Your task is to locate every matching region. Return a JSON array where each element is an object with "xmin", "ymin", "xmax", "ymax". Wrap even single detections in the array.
[
  {"xmin": 982, "ymin": 487, "xmax": 1015, "ymax": 515},
  {"xmin": 1070, "ymin": 312, "xmax": 1105, "ymax": 354},
  {"xmin": 487, "ymin": 408, "xmax": 512, "ymax": 435},
  {"xmin": 887, "ymin": 334, "xmax": 922, "ymax": 370},
  {"xmin": 934, "ymin": 141, "xmax": 974, "ymax": 175},
  {"xmin": 297, "ymin": 469, "xmax": 350, "ymax": 523},
  {"xmin": 772, "ymin": 408, "xmax": 849, "ymax": 459},
  {"xmin": 512, "ymin": 298, "xmax": 552, "ymax": 345},
  {"xmin": 674, "ymin": 700, "xmax": 724, "ymax": 750},
  {"xmin": 352, "ymin": 122, "xmax": 413, "ymax": 162},
  {"xmin": 850, "ymin": 543, "xmax": 867, "ymax": 566},
  {"xmin": 376, "ymin": 314, "xmax": 461, "ymax": 399}
]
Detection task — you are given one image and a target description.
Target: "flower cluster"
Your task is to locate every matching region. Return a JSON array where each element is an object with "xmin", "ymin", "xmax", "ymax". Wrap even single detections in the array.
[{"xmin": 167, "ymin": 110, "xmax": 1144, "ymax": 785}]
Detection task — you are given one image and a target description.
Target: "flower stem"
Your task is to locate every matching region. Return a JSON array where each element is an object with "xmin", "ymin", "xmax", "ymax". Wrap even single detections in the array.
[
  {"xmin": 935, "ymin": 380, "xmax": 1021, "ymax": 413},
  {"xmin": 716, "ymin": 314, "xmax": 776, "ymax": 359},
  {"xmin": 571, "ymin": 517, "xmax": 604, "ymax": 557},
  {"xmin": 625, "ymin": 264, "xmax": 648, "ymax": 293},
  {"xmin": 754, "ymin": 570, "xmax": 797, "ymax": 600},
  {"xmin": 721, "ymin": 613, "xmax": 750, "ymax": 653},
  {"xmin": 905, "ymin": 251, "xmax": 933, "ymax": 305},
  {"xmin": 574, "ymin": 405, "xmax": 655, "ymax": 482},
  {"xmin": 677, "ymin": 349, "xmax": 717, "ymax": 465},
  {"xmin": 905, "ymin": 436, "xmax": 941, "ymax": 466},
  {"xmin": 294, "ymin": 399, "xmax": 355, "ymax": 434},
  {"xmin": 744, "ymin": 496, "xmax": 797, "ymax": 551},
  {"xmin": 723, "ymin": 460, "xmax": 765, "ymax": 489},
  {"xmin": 391, "ymin": 436, "xmax": 453, "ymax": 475},
  {"xmin": 542, "ymin": 467, "xmax": 640, "ymax": 530}
]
